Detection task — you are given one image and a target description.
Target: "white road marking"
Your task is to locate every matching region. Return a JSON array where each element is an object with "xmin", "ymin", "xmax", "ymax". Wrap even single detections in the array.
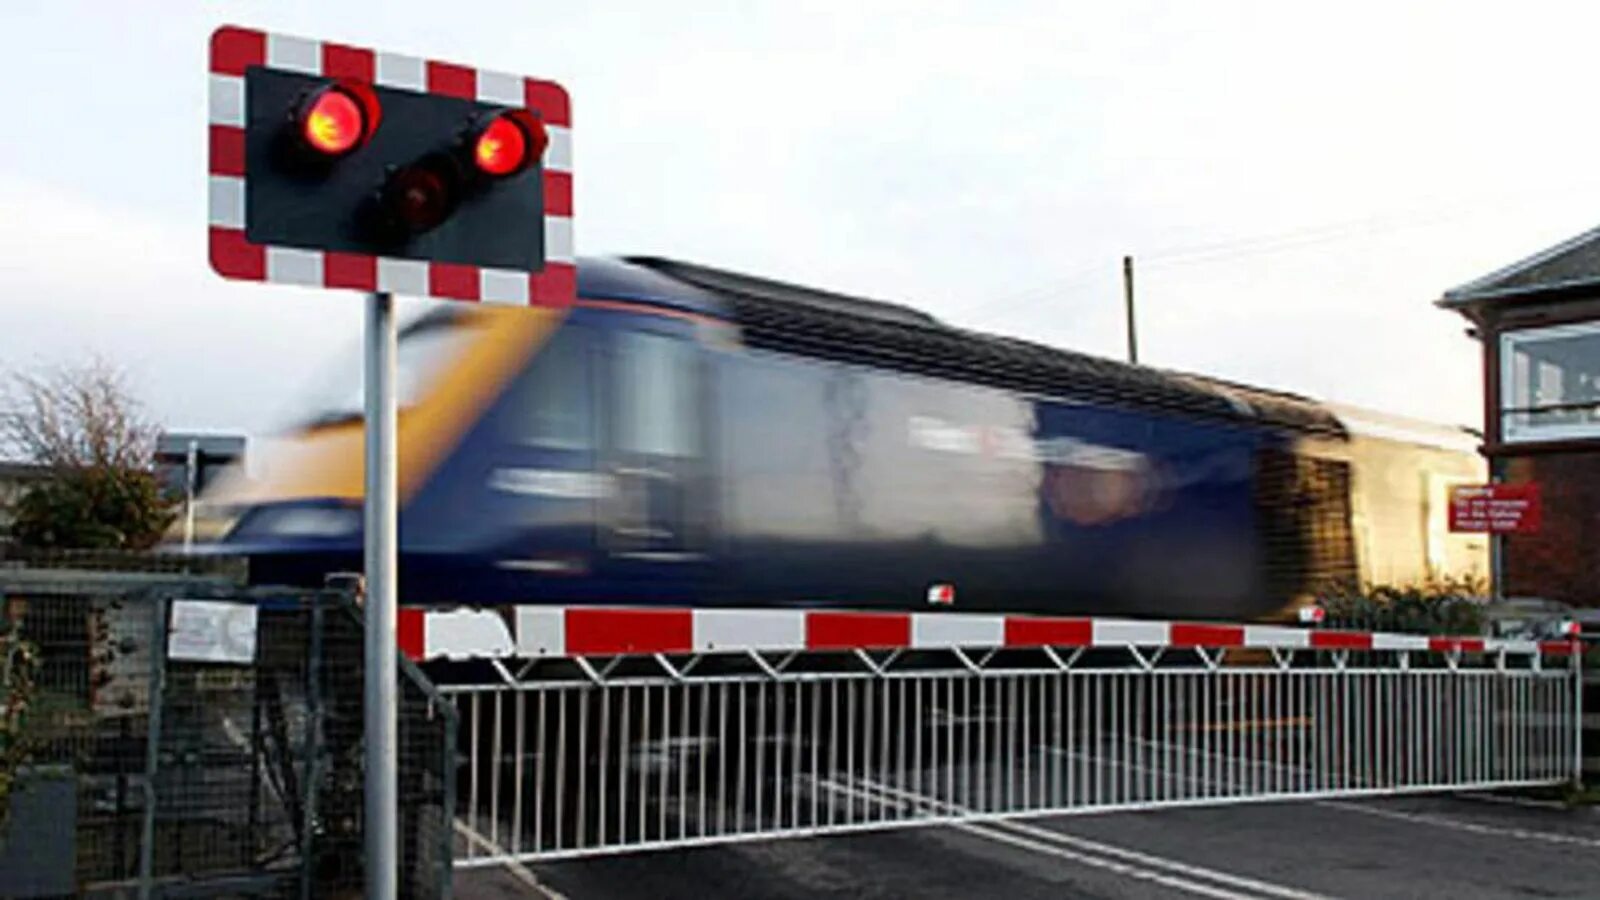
[
  {"xmin": 1454, "ymin": 790, "xmax": 1570, "ymax": 811},
  {"xmin": 1314, "ymin": 800, "xmax": 1600, "ymax": 850},
  {"xmin": 852, "ymin": 776, "xmax": 1331, "ymax": 900},
  {"xmin": 816, "ymin": 776, "xmax": 1254, "ymax": 899},
  {"xmin": 454, "ymin": 817, "xmax": 569, "ymax": 899},
  {"xmin": 976, "ymin": 815, "xmax": 1328, "ymax": 900},
  {"xmin": 949, "ymin": 820, "xmax": 1263, "ymax": 900}
]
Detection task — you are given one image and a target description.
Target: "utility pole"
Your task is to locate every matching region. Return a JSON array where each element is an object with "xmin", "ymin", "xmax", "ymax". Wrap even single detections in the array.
[{"xmin": 1122, "ymin": 255, "xmax": 1138, "ymax": 365}]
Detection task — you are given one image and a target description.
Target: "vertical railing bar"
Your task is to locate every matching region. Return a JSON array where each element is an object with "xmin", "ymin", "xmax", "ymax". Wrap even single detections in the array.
[
  {"xmin": 680, "ymin": 680, "xmax": 691, "ymax": 840},
  {"xmin": 468, "ymin": 692, "xmax": 480, "ymax": 858},
  {"xmin": 695, "ymin": 683, "xmax": 708, "ymax": 840},
  {"xmin": 793, "ymin": 678, "xmax": 804, "ymax": 829},
  {"xmin": 718, "ymin": 682, "xmax": 729, "ymax": 837},
  {"xmin": 534, "ymin": 691, "xmax": 545, "ymax": 853},
  {"xmin": 639, "ymin": 683, "xmax": 651, "ymax": 840},
  {"xmin": 879, "ymin": 674, "xmax": 891, "ymax": 821},
  {"xmin": 659, "ymin": 684, "xmax": 670, "ymax": 840},
  {"xmin": 512, "ymin": 691, "xmax": 525, "ymax": 856},
  {"xmin": 576, "ymin": 686, "xmax": 589, "ymax": 849},
  {"xmin": 491, "ymin": 690, "xmax": 502, "ymax": 852},
  {"xmin": 618, "ymin": 686, "xmax": 631, "ymax": 845},
  {"xmin": 913, "ymin": 677, "xmax": 924, "ymax": 812},
  {"xmin": 810, "ymin": 679, "xmax": 821, "ymax": 829},
  {"xmin": 554, "ymin": 692, "xmax": 567, "ymax": 851}
]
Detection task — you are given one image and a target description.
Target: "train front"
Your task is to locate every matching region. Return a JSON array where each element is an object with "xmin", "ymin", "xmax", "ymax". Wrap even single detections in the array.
[{"xmin": 179, "ymin": 302, "xmax": 561, "ymax": 591}]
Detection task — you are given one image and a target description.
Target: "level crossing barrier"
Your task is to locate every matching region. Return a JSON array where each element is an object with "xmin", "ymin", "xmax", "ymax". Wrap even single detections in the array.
[{"xmin": 408, "ymin": 606, "xmax": 1585, "ymax": 866}]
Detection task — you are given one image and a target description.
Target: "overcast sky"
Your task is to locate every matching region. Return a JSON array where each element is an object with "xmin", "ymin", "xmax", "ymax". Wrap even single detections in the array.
[{"xmin": 4, "ymin": 1, "xmax": 1599, "ymax": 439}]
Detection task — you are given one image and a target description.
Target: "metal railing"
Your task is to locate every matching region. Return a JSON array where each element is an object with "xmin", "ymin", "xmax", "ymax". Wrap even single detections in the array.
[
  {"xmin": 0, "ymin": 575, "xmax": 456, "ymax": 898},
  {"xmin": 432, "ymin": 608, "xmax": 1583, "ymax": 866}
]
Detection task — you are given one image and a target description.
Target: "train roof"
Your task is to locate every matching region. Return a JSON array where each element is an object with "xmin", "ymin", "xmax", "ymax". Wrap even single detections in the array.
[
  {"xmin": 578, "ymin": 257, "xmax": 1345, "ymax": 437},
  {"xmin": 1320, "ymin": 402, "xmax": 1481, "ymax": 453}
]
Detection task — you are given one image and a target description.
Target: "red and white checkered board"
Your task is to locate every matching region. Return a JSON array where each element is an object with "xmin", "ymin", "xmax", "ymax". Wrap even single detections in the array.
[{"xmin": 207, "ymin": 25, "xmax": 574, "ymax": 306}]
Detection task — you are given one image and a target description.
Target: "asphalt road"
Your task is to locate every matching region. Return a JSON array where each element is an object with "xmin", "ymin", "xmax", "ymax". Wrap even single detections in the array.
[{"xmin": 458, "ymin": 794, "xmax": 1600, "ymax": 899}]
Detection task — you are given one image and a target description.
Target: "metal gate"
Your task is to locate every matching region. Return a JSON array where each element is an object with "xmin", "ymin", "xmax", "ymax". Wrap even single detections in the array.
[
  {"xmin": 0, "ymin": 573, "xmax": 455, "ymax": 898},
  {"xmin": 416, "ymin": 606, "xmax": 1585, "ymax": 867}
]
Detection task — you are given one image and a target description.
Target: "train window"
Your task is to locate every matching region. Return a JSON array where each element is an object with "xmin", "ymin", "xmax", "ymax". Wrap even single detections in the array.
[
  {"xmin": 1501, "ymin": 322, "xmax": 1600, "ymax": 442},
  {"xmin": 509, "ymin": 325, "xmax": 593, "ymax": 449},
  {"xmin": 615, "ymin": 332, "xmax": 699, "ymax": 458}
]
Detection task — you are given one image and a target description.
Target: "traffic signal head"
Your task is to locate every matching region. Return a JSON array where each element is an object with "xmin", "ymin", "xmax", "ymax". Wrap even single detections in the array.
[
  {"xmin": 208, "ymin": 26, "xmax": 574, "ymax": 306},
  {"xmin": 472, "ymin": 110, "xmax": 546, "ymax": 177},
  {"xmin": 298, "ymin": 82, "xmax": 380, "ymax": 157}
]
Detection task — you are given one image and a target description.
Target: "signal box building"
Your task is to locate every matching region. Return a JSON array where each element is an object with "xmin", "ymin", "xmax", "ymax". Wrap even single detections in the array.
[{"xmin": 1441, "ymin": 225, "xmax": 1600, "ymax": 608}]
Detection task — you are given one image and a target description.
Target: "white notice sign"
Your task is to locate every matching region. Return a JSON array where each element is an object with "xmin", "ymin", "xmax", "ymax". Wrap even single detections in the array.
[{"xmin": 168, "ymin": 600, "xmax": 258, "ymax": 664}]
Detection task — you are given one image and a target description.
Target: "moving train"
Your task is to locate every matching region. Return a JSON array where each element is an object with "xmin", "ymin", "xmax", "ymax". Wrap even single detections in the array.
[{"xmin": 186, "ymin": 257, "xmax": 1486, "ymax": 621}]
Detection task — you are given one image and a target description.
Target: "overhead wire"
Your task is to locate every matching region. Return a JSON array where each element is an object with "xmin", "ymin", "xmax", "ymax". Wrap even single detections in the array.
[{"xmin": 949, "ymin": 191, "xmax": 1600, "ymax": 328}]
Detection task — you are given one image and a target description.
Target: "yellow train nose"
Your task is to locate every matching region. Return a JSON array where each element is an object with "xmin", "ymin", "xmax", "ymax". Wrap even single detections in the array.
[{"xmin": 187, "ymin": 304, "xmax": 565, "ymax": 531}]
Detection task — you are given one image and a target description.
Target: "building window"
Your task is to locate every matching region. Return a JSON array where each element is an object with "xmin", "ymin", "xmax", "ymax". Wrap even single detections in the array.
[{"xmin": 1501, "ymin": 321, "xmax": 1600, "ymax": 443}]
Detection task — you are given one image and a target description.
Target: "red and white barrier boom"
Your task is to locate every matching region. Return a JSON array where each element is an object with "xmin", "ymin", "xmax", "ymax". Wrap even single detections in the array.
[{"xmin": 401, "ymin": 604, "xmax": 1580, "ymax": 663}]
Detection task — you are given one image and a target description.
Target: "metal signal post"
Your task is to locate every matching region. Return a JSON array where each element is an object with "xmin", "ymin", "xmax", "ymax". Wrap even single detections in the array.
[
  {"xmin": 206, "ymin": 26, "xmax": 574, "ymax": 898},
  {"xmin": 364, "ymin": 290, "xmax": 399, "ymax": 898}
]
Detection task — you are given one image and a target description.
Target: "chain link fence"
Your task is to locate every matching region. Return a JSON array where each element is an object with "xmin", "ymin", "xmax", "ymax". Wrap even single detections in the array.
[{"xmin": 0, "ymin": 569, "xmax": 454, "ymax": 898}]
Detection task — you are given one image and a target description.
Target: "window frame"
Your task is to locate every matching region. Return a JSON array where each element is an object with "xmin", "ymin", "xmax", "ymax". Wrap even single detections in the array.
[
  {"xmin": 505, "ymin": 322, "xmax": 596, "ymax": 452},
  {"xmin": 1499, "ymin": 319, "xmax": 1600, "ymax": 444},
  {"xmin": 612, "ymin": 329, "xmax": 702, "ymax": 459}
]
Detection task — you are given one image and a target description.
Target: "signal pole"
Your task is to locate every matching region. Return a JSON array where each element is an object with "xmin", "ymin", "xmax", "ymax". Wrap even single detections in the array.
[
  {"xmin": 1123, "ymin": 255, "xmax": 1138, "ymax": 365},
  {"xmin": 204, "ymin": 28, "xmax": 572, "ymax": 897},
  {"xmin": 364, "ymin": 290, "xmax": 399, "ymax": 899}
]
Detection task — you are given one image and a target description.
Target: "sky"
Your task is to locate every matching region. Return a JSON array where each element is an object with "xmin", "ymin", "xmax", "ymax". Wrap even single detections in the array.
[{"xmin": 4, "ymin": 1, "xmax": 1600, "ymax": 440}]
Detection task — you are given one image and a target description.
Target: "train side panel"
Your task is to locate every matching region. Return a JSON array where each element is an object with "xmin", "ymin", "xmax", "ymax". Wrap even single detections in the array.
[{"xmin": 718, "ymin": 346, "xmax": 1277, "ymax": 618}]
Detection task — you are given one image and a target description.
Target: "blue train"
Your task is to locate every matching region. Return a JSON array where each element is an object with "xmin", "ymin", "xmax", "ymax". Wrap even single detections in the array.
[{"xmin": 189, "ymin": 257, "xmax": 1375, "ymax": 621}]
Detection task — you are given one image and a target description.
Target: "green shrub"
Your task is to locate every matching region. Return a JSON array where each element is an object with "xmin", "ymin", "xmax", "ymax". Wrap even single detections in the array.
[
  {"xmin": 12, "ymin": 465, "xmax": 174, "ymax": 550},
  {"xmin": 1316, "ymin": 577, "xmax": 1488, "ymax": 635}
]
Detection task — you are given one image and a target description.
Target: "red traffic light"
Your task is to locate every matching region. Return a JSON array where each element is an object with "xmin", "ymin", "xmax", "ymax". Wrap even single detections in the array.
[
  {"xmin": 297, "ymin": 82, "xmax": 381, "ymax": 157},
  {"xmin": 470, "ymin": 110, "xmax": 546, "ymax": 177},
  {"xmin": 474, "ymin": 116, "xmax": 526, "ymax": 175}
]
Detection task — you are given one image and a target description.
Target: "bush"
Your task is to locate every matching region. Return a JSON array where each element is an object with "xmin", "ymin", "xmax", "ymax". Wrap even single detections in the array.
[
  {"xmin": 3, "ymin": 357, "xmax": 175, "ymax": 551},
  {"xmin": 11, "ymin": 466, "xmax": 173, "ymax": 550},
  {"xmin": 1316, "ymin": 577, "xmax": 1488, "ymax": 635}
]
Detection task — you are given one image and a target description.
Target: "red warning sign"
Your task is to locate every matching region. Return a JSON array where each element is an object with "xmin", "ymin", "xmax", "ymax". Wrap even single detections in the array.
[{"xmin": 1448, "ymin": 484, "xmax": 1541, "ymax": 534}]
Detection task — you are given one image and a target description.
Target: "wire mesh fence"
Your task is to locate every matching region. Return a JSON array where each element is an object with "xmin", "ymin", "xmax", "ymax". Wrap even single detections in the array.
[
  {"xmin": 0, "ymin": 576, "xmax": 455, "ymax": 898},
  {"xmin": 447, "ymin": 644, "xmax": 1582, "ymax": 865}
]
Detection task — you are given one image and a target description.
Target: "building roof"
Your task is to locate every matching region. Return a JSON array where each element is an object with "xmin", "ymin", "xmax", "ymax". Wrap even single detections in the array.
[
  {"xmin": 155, "ymin": 432, "xmax": 246, "ymax": 459},
  {"xmin": 0, "ymin": 460, "xmax": 51, "ymax": 482},
  {"xmin": 1441, "ymin": 223, "xmax": 1600, "ymax": 307}
]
